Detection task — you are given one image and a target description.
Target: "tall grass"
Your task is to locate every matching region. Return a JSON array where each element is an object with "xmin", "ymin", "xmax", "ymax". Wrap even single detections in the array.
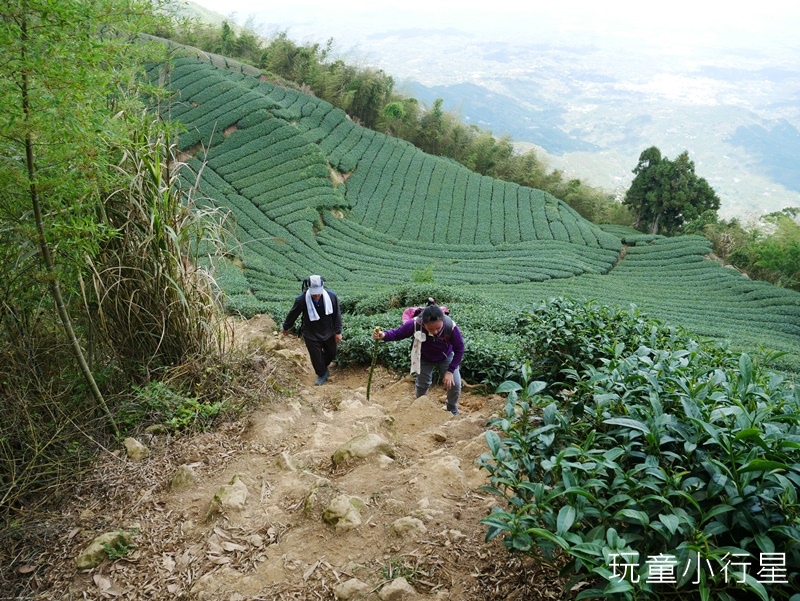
[
  {"xmin": 0, "ymin": 113, "xmax": 234, "ymax": 524},
  {"xmin": 89, "ymin": 114, "xmax": 231, "ymax": 379}
]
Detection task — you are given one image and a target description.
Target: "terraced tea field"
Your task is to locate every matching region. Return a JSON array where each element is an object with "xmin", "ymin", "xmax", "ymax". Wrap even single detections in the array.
[{"xmin": 161, "ymin": 52, "xmax": 800, "ymax": 371}]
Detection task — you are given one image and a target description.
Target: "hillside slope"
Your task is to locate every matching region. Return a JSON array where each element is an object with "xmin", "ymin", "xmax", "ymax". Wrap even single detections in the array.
[
  {"xmin": 156, "ymin": 47, "xmax": 800, "ymax": 370},
  {"xmin": 20, "ymin": 318, "xmax": 556, "ymax": 600}
]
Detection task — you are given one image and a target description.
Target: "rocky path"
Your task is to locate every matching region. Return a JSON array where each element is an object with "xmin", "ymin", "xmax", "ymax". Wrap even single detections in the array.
[{"xmin": 25, "ymin": 316, "xmax": 556, "ymax": 600}]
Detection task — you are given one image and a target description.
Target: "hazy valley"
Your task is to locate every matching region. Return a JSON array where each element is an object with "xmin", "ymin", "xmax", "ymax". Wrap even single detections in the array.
[{"xmin": 235, "ymin": 6, "xmax": 800, "ymax": 221}]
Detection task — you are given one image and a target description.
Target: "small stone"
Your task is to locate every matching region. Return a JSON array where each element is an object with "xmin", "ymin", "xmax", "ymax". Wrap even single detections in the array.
[
  {"xmin": 75, "ymin": 531, "xmax": 133, "ymax": 569},
  {"xmin": 123, "ymin": 438, "xmax": 149, "ymax": 460},
  {"xmin": 379, "ymin": 577, "xmax": 417, "ymax": 600},
  {"xmin": 334, "ymin": 577, "xmax": 371, "ymax": 600},
  {"xmin": 170, "ymin": 464, "xmax": 197, "ymax": 489}
]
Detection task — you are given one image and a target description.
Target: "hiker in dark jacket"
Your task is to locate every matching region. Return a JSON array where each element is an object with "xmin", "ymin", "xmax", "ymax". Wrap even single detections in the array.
[
  {"xmin": 282, "ymin": 275, "xmax": 342, "ymax": 385},
  {"xmin": 373, "ymin": 304, "xmax": 464, "ymax": 415}
]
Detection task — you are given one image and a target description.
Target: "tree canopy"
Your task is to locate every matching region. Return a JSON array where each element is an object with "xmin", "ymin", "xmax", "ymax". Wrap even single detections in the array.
[{"xmin": 624, "ymin": 146, "xmax": 720, "ymax": 235}]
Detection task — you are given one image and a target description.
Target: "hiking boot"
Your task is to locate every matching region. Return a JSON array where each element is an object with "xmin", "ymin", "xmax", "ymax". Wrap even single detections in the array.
[
  {"xmin": 445, "ymin": 405, "xmax": 459, "ymax": 416},
  {"xmin": 315, "ymin": 369, "xmax": 329, "ymax": 386}
]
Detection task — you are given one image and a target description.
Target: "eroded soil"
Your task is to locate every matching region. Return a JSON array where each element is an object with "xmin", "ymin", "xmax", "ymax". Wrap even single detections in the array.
[{"xmin": 4, "ymin": 315, "xmax": 562, "ymax": 600}]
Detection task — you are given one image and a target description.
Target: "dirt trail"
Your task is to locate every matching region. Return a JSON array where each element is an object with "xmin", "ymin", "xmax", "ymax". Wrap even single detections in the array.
[{"xmin": 26, "ymin": 315, "xmax": 557, "ymax": 600}]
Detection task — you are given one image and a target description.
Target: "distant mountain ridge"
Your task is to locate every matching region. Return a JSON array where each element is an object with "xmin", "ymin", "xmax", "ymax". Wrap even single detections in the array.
[
  {"xmin": 728, "ymin": 119, "xmax": 800, "ymax": 193},
  {"xmin": 351, "ymin": 26, "xmax": 800, "ymax": 220}
]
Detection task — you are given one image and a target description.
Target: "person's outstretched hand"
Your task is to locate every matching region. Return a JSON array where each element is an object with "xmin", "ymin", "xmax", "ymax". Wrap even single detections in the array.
[{"xmin": 443, "ymin": 372, "xmax": 454, "ymax": 389}]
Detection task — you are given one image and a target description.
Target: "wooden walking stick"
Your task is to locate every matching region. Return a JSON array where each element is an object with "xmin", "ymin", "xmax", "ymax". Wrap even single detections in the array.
[{"xmin": 367, "ymin": 326, "xmax": 381, "ymax": 401}]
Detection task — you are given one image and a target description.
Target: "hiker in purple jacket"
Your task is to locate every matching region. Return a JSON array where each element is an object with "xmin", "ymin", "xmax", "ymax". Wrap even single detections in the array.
[{"xmin": 373, "ymin": 305, "xmax": 464, "ymax": 415}]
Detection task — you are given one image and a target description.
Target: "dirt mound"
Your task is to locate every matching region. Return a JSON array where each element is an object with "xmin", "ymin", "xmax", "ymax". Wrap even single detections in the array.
[{"xmin": 9, "ymin": 316, "xmax": 562, "ymax": 600}]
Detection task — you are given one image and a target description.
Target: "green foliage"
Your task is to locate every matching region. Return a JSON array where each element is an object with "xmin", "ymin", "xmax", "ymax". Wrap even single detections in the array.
[
  {"xmin": 119, "ymin": 381, "xmax": 223, "ymax": 432},
  {"xmin": 624, "ymin": 147, "xmax": 721, "ymax": 236},
  {"xmin": 1, "ymin": 0, "xmax": 168, "ymax": 287},
  {"xmin": 691, "ymin": 209, "xmax": 800, "ymax": 292},
  {"xmin": 102, "ymin": 531, "xmax": 137, "ymax": 561},
  {"xmin": 411, "ymin": 265, "xmax": 435, "ymax": 283},
  {"xmin": 89, "ymin": 114, "xmax": 230, "ymax": 379},
  {"xmin": 727, "ymin": 210, "xmax": 800, "ymax": 291},
  {"xmin": 518, "ymin": 297, "xmax": 682, "ymax": 388},
  {"xmin": 479, "ymin": 298, "xmax": 800, "ymax": 600}
]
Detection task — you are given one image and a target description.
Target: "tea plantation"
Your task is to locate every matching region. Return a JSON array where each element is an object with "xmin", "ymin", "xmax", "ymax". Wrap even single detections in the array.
[
  {"xmin": 160, "ymin": 52, "xmax": 800, "ymax": 374},
  {"xmin": 158, "ymin": 48, "xmax": 800, "ymax": 599}
]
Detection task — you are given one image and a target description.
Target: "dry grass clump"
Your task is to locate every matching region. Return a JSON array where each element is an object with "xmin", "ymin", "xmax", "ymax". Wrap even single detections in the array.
[{"xmin": 0, "ymin": 342, "xmax": 291, "ymax": 600}]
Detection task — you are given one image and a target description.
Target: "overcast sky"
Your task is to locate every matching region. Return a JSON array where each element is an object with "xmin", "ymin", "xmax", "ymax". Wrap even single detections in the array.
[{"xmin": 190, "ymin": 0, "xmax": 799, "ymax": 53}]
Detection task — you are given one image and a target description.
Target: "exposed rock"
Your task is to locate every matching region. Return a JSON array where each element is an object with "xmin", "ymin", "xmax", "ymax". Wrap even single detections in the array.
[
  {"xmin": 75, "ymin": 530, "xmax": 133, "ymax": 569},
  {"xmin": 303, "ymin": 479, "xmax": 330, "ymax": 514},
  {"xmin": 208, "ymin": 474, "xmax": 248, "ymax": 517},
  {"xmin": 331, "ymin": 433, "xmax": 395, "ymax": 466},
  {"xmin": 170, "ymin": 464, "xmax": 197, "ymax": 489},
  {"xmin": 144, "ymin": 424, "xmax": 168, "ymax": 436},
  {"xmin": 391, "ymin": 394, "xmax": 451, "ymax": 431},
  {"xmin": 408, "ymin": 454, "xmax": 467, "ymax": 499},
  {"xmin": 390, "ymin": 516, "xmax": 428, "ymax": 537},
  {"xmin": 274, "ymin": 348, "xmax": 309, "ymax": 369},
  {"xmin": 378, "ymin": 577, "xmax": 417, "ymax": 600},
  {"xmin": 275, "ymin": 450, "xmax": 298, "ymax": 471},
  {"xmin": 322, "ymin": 494, "xmax": 365, "ymax": 531},
  {"xmin": 123, "ymin": 437, "xmax": 149, "ymax": 460},
  {"xmin": 334, "ymin": 577, "xmax": 373, "ymax": 600}
]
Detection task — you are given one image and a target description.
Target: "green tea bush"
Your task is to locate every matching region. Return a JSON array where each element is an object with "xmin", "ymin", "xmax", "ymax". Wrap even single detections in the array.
[
  {"xmin": 479, "ymin": 299, "xmax": 800, "ymax": 600},
  {"xmin": 520, "ymin": 297, "xmax": 704, "ymax": 389},
  {"xmin": 339, "ymin": 283, "xmax": 480, "ymax": 315}
]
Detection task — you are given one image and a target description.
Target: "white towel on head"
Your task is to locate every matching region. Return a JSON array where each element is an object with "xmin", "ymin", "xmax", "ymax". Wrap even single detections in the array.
[{"xmin": 306, "ymin": 289, "xmax": 333, "ymax": 321}]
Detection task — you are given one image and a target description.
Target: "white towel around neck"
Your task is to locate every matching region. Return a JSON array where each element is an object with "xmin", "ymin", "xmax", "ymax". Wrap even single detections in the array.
[{"xmin": 305, "ymin": 289, "xmax": 333, "ymax": 321}]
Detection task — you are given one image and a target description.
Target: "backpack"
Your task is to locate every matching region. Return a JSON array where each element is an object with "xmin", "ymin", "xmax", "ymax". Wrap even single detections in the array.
[
  {"xmin": 402, "ymin": 298, "xmax": 453, "ymax": 341},
  {"xmin": 401, "ymin": 298, "xmax": 449, "ymax": 323}
]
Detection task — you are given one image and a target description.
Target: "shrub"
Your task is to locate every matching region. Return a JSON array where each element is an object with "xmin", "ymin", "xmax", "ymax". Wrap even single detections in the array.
[
  {"xmin": 520, "ymin": 297, "xmax": 695, "ymax": 390},
  {"xmin": 118, "ymin": 381, "xmax": 223, "ymax": 433},
  {"xmin": 479, "ymin": 299, "xmax": 800, "ymax": 600}
]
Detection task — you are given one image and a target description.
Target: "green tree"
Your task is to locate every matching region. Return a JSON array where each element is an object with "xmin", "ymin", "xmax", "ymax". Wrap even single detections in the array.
[
  {"xmin": 624, "ymin": 146, "xmax": 720, "ymax": 235},
  {"xmin": 218, "ymin": 21, "xmax": 236, "ymax": 57},
  {"xmin": 1, "ymin": 0, "xmax": 169, "ymax": 428},
  {"xmin": 415, "ymin": 98, "xmax": 445, "ymax": 155},
  {"xmin": 728, "ymin": 208, "xmax": 800, "ymax": 290},
  {"xmin": 343, "ymin": 67, "xmax": 394, "ymax": 130}
]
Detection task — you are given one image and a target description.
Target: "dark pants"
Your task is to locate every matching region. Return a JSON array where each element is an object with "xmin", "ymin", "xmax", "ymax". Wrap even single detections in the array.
[{"xmin": 304, "ymin": 336, "xmax": 337, "ymax": 377}]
